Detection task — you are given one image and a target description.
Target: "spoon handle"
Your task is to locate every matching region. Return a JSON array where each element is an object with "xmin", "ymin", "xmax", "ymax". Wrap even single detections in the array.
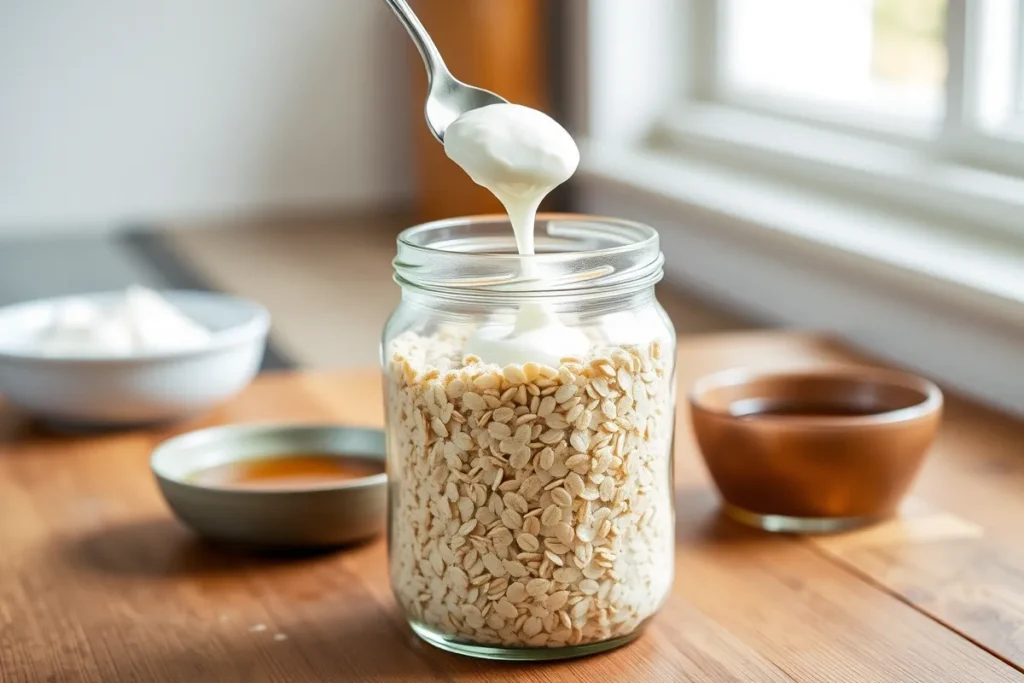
[{"xmin": 383, "ymin": 0, "xmax": 448, "ymax": 86}]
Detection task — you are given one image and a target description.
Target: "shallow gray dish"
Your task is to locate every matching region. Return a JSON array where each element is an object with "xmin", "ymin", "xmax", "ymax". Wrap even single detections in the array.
[{"xmin": 151, "ymin": 424, "xmax": 387, "ymax": 549}]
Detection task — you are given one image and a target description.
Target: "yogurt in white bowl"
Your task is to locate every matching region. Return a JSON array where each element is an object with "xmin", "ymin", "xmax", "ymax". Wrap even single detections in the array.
[{"xmin": 0, "ymin": 289, "xmax": 270, "ymax": 428}]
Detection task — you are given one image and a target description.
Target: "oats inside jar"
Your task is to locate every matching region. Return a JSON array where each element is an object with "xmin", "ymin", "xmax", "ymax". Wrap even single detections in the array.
[{"xmin": 386, "ymin": 332, "xmax": 675, "ymax": 649}]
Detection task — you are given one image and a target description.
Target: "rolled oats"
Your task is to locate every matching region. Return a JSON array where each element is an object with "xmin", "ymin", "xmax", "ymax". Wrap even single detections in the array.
[{"xmin": 387, "ymin": 332, "xmax": 673, "ymax": 649}]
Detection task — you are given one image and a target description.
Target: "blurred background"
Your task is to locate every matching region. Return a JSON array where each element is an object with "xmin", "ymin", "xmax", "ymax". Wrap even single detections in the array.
[{"xmin": 1, "ymin": 0, "xmax": 1022, "ymax": 411}]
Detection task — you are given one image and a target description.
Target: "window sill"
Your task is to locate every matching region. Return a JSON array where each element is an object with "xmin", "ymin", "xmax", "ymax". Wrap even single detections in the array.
[
  {"xmin": 574, "ymin": 137, "xmax": 1024, "ymax": 415},
  {"xmin": 657, "ymin": 104, "xmax": 1024, "ymax": 241}
]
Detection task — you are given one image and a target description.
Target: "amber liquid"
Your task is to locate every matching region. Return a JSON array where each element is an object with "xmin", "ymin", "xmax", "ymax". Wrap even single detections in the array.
[
  {"xmin": 189, "ymin": 454, "xmax": 383, "ymax": 490},
  {"xmin": 729, "ymin": 400, "xmax": 887, "ymax": 419}
]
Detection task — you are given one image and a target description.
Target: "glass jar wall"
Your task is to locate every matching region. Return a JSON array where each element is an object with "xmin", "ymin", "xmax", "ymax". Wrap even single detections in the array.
[{"xmin": 382, "ymin": 215, "xmax": 676, "ymax": 660}]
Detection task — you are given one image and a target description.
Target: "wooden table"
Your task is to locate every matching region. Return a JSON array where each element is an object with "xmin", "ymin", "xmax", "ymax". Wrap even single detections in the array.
[{"xmin": 3, "ymin": 332, "xmax": 1024, "ymax": 682}]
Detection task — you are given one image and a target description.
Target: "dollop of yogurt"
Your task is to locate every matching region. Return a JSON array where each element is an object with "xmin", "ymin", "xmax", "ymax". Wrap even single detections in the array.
[
  {"xmin": 31, "ymin": 286, "xmax": 211, "ymax": 357},
  {"xmin": 463, "ymin": 302, "xmax": 586, "ymax": 368},
  {"xmin": 444, "ymin": 103, "xmax": 579, "ymax": 255},
  {"xmin": 444, "ymin": 103, "xmax": 588, "ymax": 366}
]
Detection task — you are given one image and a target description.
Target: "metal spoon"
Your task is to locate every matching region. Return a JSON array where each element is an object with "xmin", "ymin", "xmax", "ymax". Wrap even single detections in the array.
[{"xmin": 383, "ymin": 0, "xmax": 508, "ymax": 142}]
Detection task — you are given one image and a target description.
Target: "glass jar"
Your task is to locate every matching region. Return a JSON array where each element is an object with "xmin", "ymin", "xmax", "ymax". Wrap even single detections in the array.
[{"xmin": 382, "ymin": 215, "xmax": 676, "ymax": 661}]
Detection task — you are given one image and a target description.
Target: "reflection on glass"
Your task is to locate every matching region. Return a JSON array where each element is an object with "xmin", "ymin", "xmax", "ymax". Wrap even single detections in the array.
[{"xmin": 724, "ymin": 0, "xmax": 947, "ymax": 122}]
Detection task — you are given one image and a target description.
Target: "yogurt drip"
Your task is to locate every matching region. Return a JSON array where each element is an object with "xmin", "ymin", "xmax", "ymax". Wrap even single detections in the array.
[{"xmin": 443, "ymin": 103, "xmax": 589, "ymax": 366}]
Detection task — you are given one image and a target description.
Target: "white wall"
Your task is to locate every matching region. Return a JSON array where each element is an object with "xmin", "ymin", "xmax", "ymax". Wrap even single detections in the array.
[{"xmin": 0, "ymin": 0, "xmax": 413, "ymax": 234}]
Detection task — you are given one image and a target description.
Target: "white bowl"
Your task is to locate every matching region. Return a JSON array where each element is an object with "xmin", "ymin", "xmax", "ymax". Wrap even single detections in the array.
[{"xmin": 0, "ymin": 290, "xmax": 270, "ymax": 428}]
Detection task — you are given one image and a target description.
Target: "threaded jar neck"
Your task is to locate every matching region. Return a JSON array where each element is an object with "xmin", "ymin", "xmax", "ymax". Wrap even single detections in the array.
[{"xmin": 393, "ymin": 214, "xmax": 664, "ymax": 304}]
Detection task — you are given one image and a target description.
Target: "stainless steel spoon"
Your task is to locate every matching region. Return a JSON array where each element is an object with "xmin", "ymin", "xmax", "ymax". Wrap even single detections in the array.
[{"xmin": 383, "ymin": 0, "xmax": 508, "ymax": 142}]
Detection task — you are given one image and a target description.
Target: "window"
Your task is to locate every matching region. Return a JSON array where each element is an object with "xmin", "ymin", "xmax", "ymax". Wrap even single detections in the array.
[
  {"xmin": 710, "ymin": 0, "xmax": 1024, "ymax": 143},
  {"xmin": 658, "ymin": 0, "xmax": 1024, "ymax": 240},
  {"xmin": 722, "ymin": 0, "xmax": 947, "ymax": 126}
]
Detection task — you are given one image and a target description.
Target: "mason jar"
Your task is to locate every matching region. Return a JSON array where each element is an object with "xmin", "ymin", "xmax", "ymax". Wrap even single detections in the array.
[{"xmin": 382, "ymin": 215, "xmax": 676, "ymax": 660}]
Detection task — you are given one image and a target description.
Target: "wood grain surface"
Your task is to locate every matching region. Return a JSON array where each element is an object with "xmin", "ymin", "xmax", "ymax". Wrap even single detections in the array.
[{"xmin": 2, "ymin": 331, "xmax": 1024, "ymax": 682}]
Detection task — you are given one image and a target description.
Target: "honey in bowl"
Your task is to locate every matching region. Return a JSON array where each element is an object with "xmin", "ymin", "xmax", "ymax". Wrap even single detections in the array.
[
  {"xmin": 690, "ymin": 368, "xmax": 943, "ymax": 532},
  {"xmin": 728, "ymin": 399, "xmax": 889, "ymax": 419},
  {"xmin": 189, "ymin": 454, "xmax": 383, "ymax": 491}
]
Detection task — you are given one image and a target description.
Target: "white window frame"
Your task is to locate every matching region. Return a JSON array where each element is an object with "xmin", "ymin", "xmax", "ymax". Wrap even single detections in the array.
[
  {"xmin": 1017, "ymin": 4, "xmax": 1024, "ymax": 115},
  {"xmin": 942, "ymin": 1, "xmax": 1024, "ymax": 173},
  {"xmin": 567, "ymin": 0, "xmax": 1024, "ymax": 415},
  {"xmin": 672, "ymin": 0, "xmax": 1024, "ymax": 241},
  {"xmin": 702, "ymin": 1, "xmax": 1024, "ymax": 147}
]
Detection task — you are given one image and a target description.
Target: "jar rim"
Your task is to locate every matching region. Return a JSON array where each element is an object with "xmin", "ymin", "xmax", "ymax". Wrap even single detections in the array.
[
  {"xmin": 398, "ymin": 213, "xmax": 659, "ymax": 260},
  {"xmin": 393, "ymin": 213, "xmax": 664, "ymax": 300}
]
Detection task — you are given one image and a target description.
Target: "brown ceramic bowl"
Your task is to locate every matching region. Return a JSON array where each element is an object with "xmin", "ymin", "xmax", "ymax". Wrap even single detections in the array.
[{"xmin": 690, "ymin": 367, "xmax": 943, "ymax": 533}]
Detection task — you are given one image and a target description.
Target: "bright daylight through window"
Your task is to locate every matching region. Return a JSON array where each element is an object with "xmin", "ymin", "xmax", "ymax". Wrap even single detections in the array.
[
  {"xmin": 648, "ymin": 0, "xmax": 1024, "ymax": 242},
  {"xmin": 724, "ymin": 0, "xmax": 948, "ymax": 124},
  {"xmin": 720, "ymin": 0, "xmax": 1023, "ymax": 141}
]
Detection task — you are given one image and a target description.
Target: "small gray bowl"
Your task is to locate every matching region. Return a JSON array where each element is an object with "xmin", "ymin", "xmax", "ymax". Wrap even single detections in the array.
[{"xmin": 151, "ymin": 424, "xmax": 387, "ymax": 548}]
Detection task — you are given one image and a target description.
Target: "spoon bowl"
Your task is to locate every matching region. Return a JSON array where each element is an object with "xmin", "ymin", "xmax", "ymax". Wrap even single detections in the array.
[{"xmin": 424, "ymin": 74, "xmax": 507, "ymax": 142}]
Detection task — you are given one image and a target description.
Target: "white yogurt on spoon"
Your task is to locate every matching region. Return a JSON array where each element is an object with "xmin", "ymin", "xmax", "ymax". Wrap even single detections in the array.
[
  {"xmin": 443, "ymin": 103, "xmax": 589, "ymax": 367},
  {"xmin": 444, "ymin": 104, "xmax": 578, "ymax": 256}
]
